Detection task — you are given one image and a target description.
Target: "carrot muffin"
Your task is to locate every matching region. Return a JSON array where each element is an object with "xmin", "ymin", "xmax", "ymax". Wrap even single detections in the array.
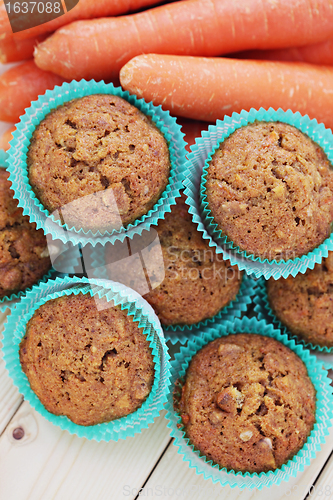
[
  {"xmin": 176, "ymin": 333, "xmax": 316, "ymax": 473},
  {"xmin": 27, "ymin": 94, "xmax": 170, "ymax": 233},
  {"xmin": 206, "ymin": 121, "xmax": 333, "ymax": 261},
  {"xmin": 267, "ymin": 252, "xmax": 333, "ymax": 347},
  {"xmin": 105, "ymin": 194, "xmax": 242, "ymax": 326},
  {"xmin": 0, "ymin": 169, "xmax": 51, "ymax": 299},
  {"xmin": 19, "ymin": 293, "xmax": 155, "ymax": 426}
]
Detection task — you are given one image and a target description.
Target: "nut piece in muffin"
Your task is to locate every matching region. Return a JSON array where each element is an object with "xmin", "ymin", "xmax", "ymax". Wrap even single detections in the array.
[
  {"xmin": 206, "ymin": 122, "xmax": 333, "ymax": 261},
  {"xmin": 267, "ymin": 252, "xmax": 333, "ymax": 347},
  {"xmin": 20, "ymin": 293, "xmax": 155, "ymax": 426},
  {"xmin": 176, "ymin": 333, "xmax": 316, "ymax": 473},
  {"xmin": 105, "ymin": 193, "xmax": 242, "ymax": 326},
  {"xmin": 27, "ymin": 94, "xmax": 170, "ymax": 233},
  {"xmin": 0, "ymin": 169, "xmax": 51, "ymax": 299}
]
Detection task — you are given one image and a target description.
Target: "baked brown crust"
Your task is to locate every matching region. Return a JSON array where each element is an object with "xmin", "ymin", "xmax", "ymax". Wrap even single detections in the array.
[
  {"xmin": 105, "ymin": 194, "xmax": 242, "ymax": 326},
  {"xmin": 20, "ymin": 293, "xmax": 155, "ymax": 426},
  {"xmin": 206, "ymin": 122, "xmax": 333, "ymax": 261},
  {"xmin": 28, "ymin": 94, "xmax": 170, "ymax": 232},
  {"xmin": 176, "ymin": 333, "xmax": 316, "ymax": 473},
  {"xmin": 267, "ymin": 252, "xmax": 333, "ymax": 347},
  {"xmin": 0, "ymin": 169, "xmax": 51, "ymax": 299}
]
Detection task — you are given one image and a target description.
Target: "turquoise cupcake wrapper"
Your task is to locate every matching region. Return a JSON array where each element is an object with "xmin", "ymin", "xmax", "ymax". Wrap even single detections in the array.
[
  {"xmin": 86, "ymin": 243, "xmax": 257, "ymax": 344},
  {"xmin": 7, "ymin": 80, "xmax": 187, "ymax": 247},
  {"xmin": 2, "ymin": 276, "xmax": 171, "ymax": 442},
  {"xmin": 47, "ymin": 240, "xmax": 83, "ymax": 276},
  {"xmin": 0, "ymin": 149, "xmax": 64, "ymax": 312},
  {"xmin": 254, "ymin": 278, "xmax": 333, "ymax": 360},
  {"xmin": 0, "ymin": 149, "xmax": 61, "ymax": 308},
  {"xmin": 0, "ymin": 302, "xmax": 15, "ymax": 314},
  {"xmin": 0, "ymin": 149, "xmax": 8, "ymax": 166},
  {"xmin": 184, "ymin": 107, "xmax": 333, "ymax": 280},
  {"xmin": 165, "ymin": 316, "xmax": 333, "ymax": 490}
]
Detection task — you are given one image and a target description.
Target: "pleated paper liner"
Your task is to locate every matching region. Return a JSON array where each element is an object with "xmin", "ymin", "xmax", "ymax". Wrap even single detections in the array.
[
  {"xmin": 254, "ymin": 277, "xmax": 333, "ymax": 368},
  {"xmin": 85, "ymin": 241, "xmax": 257, "ymax": 345},
  {"xmin": 184, "ymin": 108, "xmax": 333, "ymax": 280},
  {"xmin": 165, "ymin": 316, "xmax": 333, "ymax": 490},
  {"xmin": 0, "ymin": 149, "xmax": 57, "ymax": 312},
  {"xmin": 2, "ymin": 276, "xmax": 171, "ymax": 441},
  {"xmin": 7, "ymin": 80, "xmax": 187, "ymax": 247}
]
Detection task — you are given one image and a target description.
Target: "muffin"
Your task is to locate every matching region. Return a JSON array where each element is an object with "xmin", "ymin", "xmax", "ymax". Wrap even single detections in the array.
[
  {"xmin": 176, "ymin": 333, "xmax": 316, "ymax": 473},
  {"xmin": 267, "ymin": 252, "xmax": 333, "ymax": 347},
  {"xmin": 205, "ymin": 121, "xmax": 333, "ymax": 261},
  {"xmin": 27, "ymin": 94, "xmax": 170, "ymax": 233},
  {"xmin": 105, "ymin": 194, "xmax": 242, "ymax": 326},
  {"xmin": 19, "ymin": 293, "xmax": 155, "ymax": 426},
  {"xmin": 0, "ymin": 169, "xmax": 51, "ymax": 299}
]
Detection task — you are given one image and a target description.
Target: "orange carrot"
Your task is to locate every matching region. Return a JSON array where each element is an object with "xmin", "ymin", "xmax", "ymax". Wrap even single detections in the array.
[
  {"xmin": 0, "ymin": 35, "xmax": 47, "ymax": 63},
  {"xmin": 120, "ymin": 54, "xmax": 333, "ymax": 129},
  {"xmin": 233, "ymin": 39, "xmax": 333, "ymax": 66},
  {"xmin": 0, "ymin": 60, "xmax": 67, "ymax": 123},
  {"xmin": 0, "ymin": 0, "xmax": 165, "ymax": 40},
  {"xmin": 34, "ymin": 0, "xmax": 333, "ymax": 81},
  {"xmin": 0, "ymin": 125, "xmax": 16, "ymax": 151},
  {"xmin": 178, "ymin": 118, "xmax": 211, "ymax": 153}
]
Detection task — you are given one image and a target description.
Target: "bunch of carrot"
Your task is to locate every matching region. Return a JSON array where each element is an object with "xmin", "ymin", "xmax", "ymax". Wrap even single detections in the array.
[{"xmin": 1, "ymin": 0, "xmax": 333, "ymax": 149}]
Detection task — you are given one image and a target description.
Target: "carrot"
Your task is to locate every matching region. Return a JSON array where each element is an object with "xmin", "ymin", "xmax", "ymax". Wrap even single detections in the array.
[
  {"xmin": 178, "ymin": 118, "xmax": 211, "ymax": 153},
  {"xmin": 0, "ymin": 126, "xmax": 16, "ymax": 151},
  {"xmin": 0, "ymin": 35, "xmax": 47, "ymax": 63},
  {"xmin": 233, "ymin": 39, "xmax": 333, "ymax": 66},
  {"xmin": 34, "ymin": 0, "xmax": 333, "ymax": 81},
  {"xmin": 0, "ymin": 60, "xmax": 67, "ymax": 123},
  {"xmin": 120, "ymin": 54, "xmax": 333, "ymax": 129},
  {"xmin": 0, "ymin": 0, "xmax": 165, "ymax": 40}
]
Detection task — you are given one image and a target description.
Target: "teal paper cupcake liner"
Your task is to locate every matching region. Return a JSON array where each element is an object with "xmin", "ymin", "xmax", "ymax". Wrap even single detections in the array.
[
  {"xmin": 85, "ymin": 242, "xmax": 257, "ymax": 345},
  {"xmin": 254, "ymin": 278, "xmax": 333, "ymax": 363},
  {"xmin": 165, "ymin": 316, "xmax": 333, "ymax": 490},
  {"xmin": 2, "ymin": 276, "xmax": 171, "ymax": 442},
  {"xmin": 0, "ymin": 149, "xmax": 8, "ymax": 165},
  {"xmin": 47, "ymin": 240, "xmax": 83, "ymax": 276},
  {"xmin": 7, "ymin": 80, "xmax": 187, "ymax": 247},
  {"xmin": 184, "ymin": 108, "xmax": 333, "ymax": 280},
  {"xmin": 0, "ymin": 302, "xmax": 14, "ymax": 314},
  {"xmin": 0, "ymin": 151, "xmax": 57, "ymax": 308}
]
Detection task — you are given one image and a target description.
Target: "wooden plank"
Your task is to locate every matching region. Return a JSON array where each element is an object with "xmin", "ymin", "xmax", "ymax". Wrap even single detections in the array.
[
  {"xmin": 308, "ymin": 452, "xmax": 333, "ymax": 499},
  {"xmin": 0, "ymin": 310, "xmax": 23, "ymax": 435},
  {"xmin": 140, "ymin": 426, "xmax": 333, "ymax": 500},
  {"xmin": 0, "ymin": 401, "xmax": 171, "ymax": 500}
]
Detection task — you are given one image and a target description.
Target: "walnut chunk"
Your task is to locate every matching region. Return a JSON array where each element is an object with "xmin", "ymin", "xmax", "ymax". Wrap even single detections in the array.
[
  {"xmin": 239, "ymin": 430, "xmax": 253, "ymax": 442},
  {"xmin": 259, "ymin": 437, "xmax": 273, "ymax": 449},
  {"xmin": 272, "ymin": 184, "xmax": 285, "ymax": 197},
  {"xmin": 218, "ymin": 343, "xmax": 244, "ymax": 357},
  {"xmin": 216, "ymin": 386, "xmax": 244, "ymax": 414},
  {"xmin": 39, "ymin": 246, "xmax": 50, "ymax": 258},
  {"xmin": 255, "ymin": 438, "xmax": 276, "ymax": 470},
  {"xmin": 208, "ymin": 409, "xmax": 224, "ymax": 425}
]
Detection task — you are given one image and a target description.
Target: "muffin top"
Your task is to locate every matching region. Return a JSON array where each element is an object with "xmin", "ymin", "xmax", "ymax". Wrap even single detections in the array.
[
  {"xmin": 27, "ymin": 94, "xmax": 170, "ymax": 233},
  {"xmin": 176, "ymin": 333, "xmax": 316, "ymax": 473},
  {"xmin": 105, "ymin": 194, "xmax": 242, "ymax": 326},
  {"xmin": 0, "ymin": 169, "xmax": 51, "ymax": 299},
  {"xmin": 206, "ymin": 121, "xmax": 333, "ymax": 261},
  {"xmin": 267, "ymin": 252, "xmax": 333, "ymax": 347},
  {"xmin": 20, "ymin": 293, "xmax": 155, "ymax": 426}
]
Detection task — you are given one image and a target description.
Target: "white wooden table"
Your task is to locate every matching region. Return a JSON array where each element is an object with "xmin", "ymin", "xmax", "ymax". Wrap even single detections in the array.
[{"xmin": 0, "ymin": 308, "xmax": 332, "ymax": 500}]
